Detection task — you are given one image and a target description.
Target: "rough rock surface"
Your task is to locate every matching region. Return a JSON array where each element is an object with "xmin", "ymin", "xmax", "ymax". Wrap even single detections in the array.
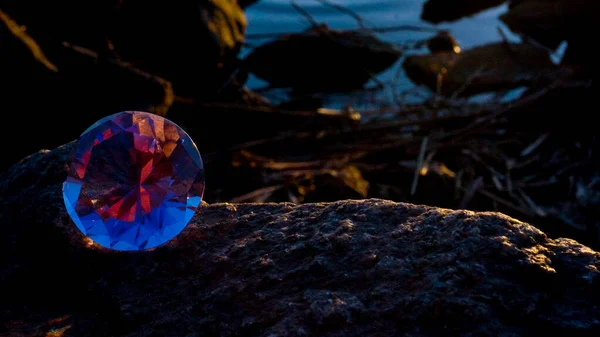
[{"xmin": 1, "ymin": 143, "xmax": 599, "ymax": 336}]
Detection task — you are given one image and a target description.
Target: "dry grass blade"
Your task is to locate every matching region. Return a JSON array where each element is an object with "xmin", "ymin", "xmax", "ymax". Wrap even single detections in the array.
[
  {"xmin": 521, "ymin": 133, "xmax": 549, "ymax": 157},
  {"xmin": 472, "ymin": 187, "xmax": 533, "ymax": 216},
  {"xmin": 411, "ymin": 136, "xmax": 429, "ymax": 196},
  {"xmin": 231, "ymin": 185, "xmax": 286, "ymax": 203},
  {"xmin": 459, "ymin": 176, "xmax": 483, "ymax": 209},
  {"xmin": 517, "ymin": 188, "xmax": 547, "ymax": 217},
  {"xmin": 235, "ymin": 150, "xmax": 324, "ymax": 170},
  {"xmin": 491, "ymin": 175, "xmax": 504, "ymax": 191},
  {"xmin": 235, "ymin": 150, "xmax": 364, "ymax": 171}
]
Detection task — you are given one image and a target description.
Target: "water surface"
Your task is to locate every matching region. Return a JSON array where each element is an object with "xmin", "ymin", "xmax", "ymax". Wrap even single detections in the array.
[
  {"xmin": 243, "ymin": 0, "xmax": 513, "ymax": 108},
  {"xmin": 246, "ymin": 0, "xmax": 509, "ymax": 48}
]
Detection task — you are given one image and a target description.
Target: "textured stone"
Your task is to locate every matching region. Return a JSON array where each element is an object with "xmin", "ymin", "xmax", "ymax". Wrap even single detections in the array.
[
  {"xmin": 63, "ymin": 111, "xmax": 205, "ymax": 251},
  {"xmin": 1, "ymin": 144, "xmax": 599, "ymax": 336}
]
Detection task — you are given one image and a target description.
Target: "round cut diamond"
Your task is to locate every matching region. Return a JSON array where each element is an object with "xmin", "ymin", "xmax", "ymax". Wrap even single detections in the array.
[{"xmin": 63, "ymin": 111, "xmax": 205, "ymax": 251}]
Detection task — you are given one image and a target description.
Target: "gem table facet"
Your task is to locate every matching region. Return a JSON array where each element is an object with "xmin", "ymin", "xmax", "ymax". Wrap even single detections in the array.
[{"xmin": 63, "ymin": 111, "xmax": 205, "ymax": 251}]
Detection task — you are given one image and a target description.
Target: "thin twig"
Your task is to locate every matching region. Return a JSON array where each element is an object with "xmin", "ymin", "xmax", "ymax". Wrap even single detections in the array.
[
  {"xmin": 459, "ymin": 176, "xmax": 483, "ymax": 209},
  {"xmin": 521, "ymin": 133, "xmax": 549, "ymax": 157},
  {"xmin": 245, "ymin": 25, "xmax": 442, "ymax": 39},
  {"xmin": 474, "ymin": 188, "xmax": 534, "ymax": 216},
  {"xmin": 231, "ymin": 185, "xmax": 285, "ymax": 203},
  {"xmin": 518, "ymin": 188, "xmax": 547, "ymax": 217},
  {"xmin": 291, "ymin": 0, "xmax": 319, "ymax": 27},
  {"xmin": 315, "ymin": 0, "xmax": 365, "ymax": 29}
]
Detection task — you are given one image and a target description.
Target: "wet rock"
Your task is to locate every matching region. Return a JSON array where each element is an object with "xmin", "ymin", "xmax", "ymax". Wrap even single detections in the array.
[
  {"xmin": 242, "ymin": 24, "xmax": 403, "ymax": 92},
  {"xmin": 426, "ymin": 30, "xmax": 461, "ymax": 54},
  {"xmin": 1, "ymin": 144, "xmax": 600, "ymax": 336},
  {"xmin": 421, "ymin": 0, "xmax": 506, "ymax": 23},
  {"xmin": 501, "ymin": 0, "xmax": 598, "ymax": 50},
  {"xmin": 402, "ymin": 42, "xmax": 555, "ymax": 96}
]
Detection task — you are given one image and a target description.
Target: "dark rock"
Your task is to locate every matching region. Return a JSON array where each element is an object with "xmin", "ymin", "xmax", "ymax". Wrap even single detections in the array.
[
  {"xmin": 242, "ymin": 24, "xmax": 402, "ymax": 92},
  {"xmin": 426, "ymin": 30, "xmax": 461, "ymax": 54},
  {"xmin": 421, "ymin": 0, "xmax": 506, "ymax": 24},
  {"xmin": 1, "ymin": 0, "xmax": 247, "ymax": 97},
  {"xmin": 303, "ymin": 165, "xmax": 370, "ymax": 202},
  {"xmin": 1, "ymin": 144, "xmax": 600, "ymax": 336},
  {"xmin": 1, "ymin": 5, "xmax": 261, "ymax": 173},
  {"xmin": 106, "ymin": 0, "xmax": 248, "ymax": 97},
  {"xmin": 501, "ymin": 0, "xmax": 598, "ymax": 50},
  {"xmin": 239, "ymin": 0, "xmax": 260, "ymax": 8},
  {"xmin": 402, "ymin": 42, "xmax": 555, "ymax": 96},
  {"xmin": 501, "ymin": 0, "xmax": 598, "ymax": 72},
  {"xmin": 0, "ymin": 0, "xmax": 119, "ymax": 55},
  {"xmin": 0, "ymin": 10, "xmax": 172, "ymax": 172}
]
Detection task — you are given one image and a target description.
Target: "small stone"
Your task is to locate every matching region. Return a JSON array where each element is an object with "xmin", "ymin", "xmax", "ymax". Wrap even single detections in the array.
[{"xmin": 63, "ymin": 111, "xmax": 205, "ymax": 251}]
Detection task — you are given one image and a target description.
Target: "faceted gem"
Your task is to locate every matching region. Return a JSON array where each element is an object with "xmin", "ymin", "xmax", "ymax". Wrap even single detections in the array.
[{"xmin": 63, "ymin": 111, "xmax": 205, "ymax": 251}]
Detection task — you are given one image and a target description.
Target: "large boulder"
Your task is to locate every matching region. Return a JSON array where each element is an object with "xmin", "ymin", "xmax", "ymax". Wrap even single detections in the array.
[{"xmin": 1, "ymin": 143, "xmax": 599, "ymax": 336}]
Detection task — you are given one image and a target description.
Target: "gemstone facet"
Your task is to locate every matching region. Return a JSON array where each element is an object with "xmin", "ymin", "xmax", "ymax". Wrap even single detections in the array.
[{"xmin": 63, "ymin": 111, "xmax": 205, "ymax": 251}]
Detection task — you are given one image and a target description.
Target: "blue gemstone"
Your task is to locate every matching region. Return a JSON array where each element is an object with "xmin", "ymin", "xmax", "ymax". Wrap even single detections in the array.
[{"xmin": 63, "ymin": 111, "xmax": 205, "ymax": 251}]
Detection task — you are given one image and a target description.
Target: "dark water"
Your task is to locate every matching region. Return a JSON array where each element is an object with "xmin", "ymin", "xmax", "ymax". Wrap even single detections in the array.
[
  {"xmin": 242, "ymin": 0, "xmax": 514, "ymax": 108},
  {"xmin": 245, "ymin": 0, "xmax": 509, "ymax": 47}
]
